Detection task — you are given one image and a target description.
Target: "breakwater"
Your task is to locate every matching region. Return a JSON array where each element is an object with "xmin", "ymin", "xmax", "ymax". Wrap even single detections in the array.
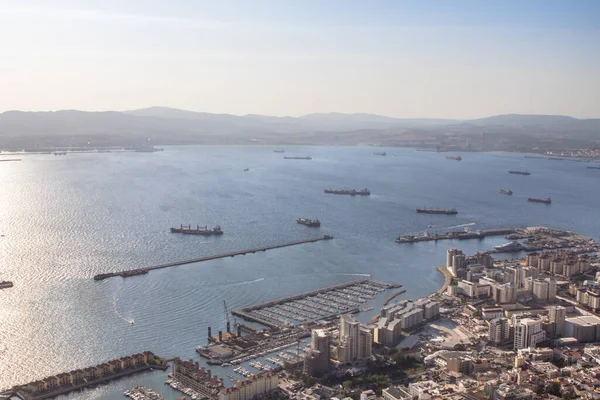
[{"xmin": 94, "ymin": 235, "xmax": 333, "ymax": 281}]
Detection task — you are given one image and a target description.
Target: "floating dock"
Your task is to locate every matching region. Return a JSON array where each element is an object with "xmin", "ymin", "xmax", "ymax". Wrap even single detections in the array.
[
  {"xmin": 232, "ymin": 279, "xmax": 399, "ymax": 328},
  {"xmin": 94, "ymin": 235, "xmax": 333, "ymax": 281}
]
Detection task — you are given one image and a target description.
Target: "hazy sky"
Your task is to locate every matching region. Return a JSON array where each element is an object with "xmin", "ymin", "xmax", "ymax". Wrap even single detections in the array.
[{"xmin": 1, "ymin": 0, "xmax": 599, "ymax": 118}]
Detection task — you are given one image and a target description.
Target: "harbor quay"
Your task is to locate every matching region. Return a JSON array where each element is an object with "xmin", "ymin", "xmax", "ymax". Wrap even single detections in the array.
[
  {"xmin": 1, "ymin": 352, "xmax": 167, "ymax": 400},
  {"xmin": 396, "ymin": 227, "xmax": 517, "ymax": 243},
  {"xmin": 231, "ymin": 279, "xmax": 398, "ymax": 329},
  {"xmin": 93, "ymin": 235, "xmax": 333, "ymax": 281}
]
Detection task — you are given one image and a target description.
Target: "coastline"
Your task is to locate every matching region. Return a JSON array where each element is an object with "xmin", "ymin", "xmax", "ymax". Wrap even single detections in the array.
[{"xmin": 434, "ymin": 265, "xmax": 453, "ymax": 296}]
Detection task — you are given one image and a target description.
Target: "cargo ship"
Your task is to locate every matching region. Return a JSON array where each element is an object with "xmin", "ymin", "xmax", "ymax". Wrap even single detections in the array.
[
  {"xmin": 170, "ymin": 225, "xmax": 224, "ymax": 235},
  {"xmin": 284, "ymin": 156, "xmax": 312, "ymax": 160},
  {"xmin": 0, "ymin": 281, "xmax": 13, "ymax": 289},
  {"xmin": 324, "ymin": 188, "xmax": 370, "ymax": 196},
  {"xmin": 54, "ymin": 152, "xmax": 67, "ymax": 156},
  {"xmin": 416, "ymin": 208, "xmax": 458, "ymax": 215},
  {"xmin": 373, "ymin": 152, "xmax": 386, "ymax": 156},
  {"xmin": 587, "ymin": 166, "xmax": 600, "ymax": 170},
  {"xmin": 273, "ymin": 149, "xmax": 285, "ymax": 153},
  {"xmin": 446, "ymin": 156, "xmax": 462, "ymax": 161},
  {"xmin": 494, "ymin": 241, "xmax": 524, "ymax": 252},
  {"xmin": 499, "ymin": 189, "xmax": 513, "ymax": 195},
  {"xmin": 296, "ymin": 218, "xmax": 320, "ymax": 227},
  {"xmin": 528, "ymin": 197, "xmax": 551, "ymax": 204},
  {"xmin": 508, "ymin": 170, "xmax": 531, "ymax": 175}
]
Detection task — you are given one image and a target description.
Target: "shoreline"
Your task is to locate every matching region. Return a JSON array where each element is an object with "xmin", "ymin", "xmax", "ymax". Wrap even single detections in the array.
[
  {"xmin": 434, "ymin": 265, "xmax": 453, "ymax": 296},
  {"xmin": 2, "ymin": 144, "xmax": 598, "ymax": 161}
]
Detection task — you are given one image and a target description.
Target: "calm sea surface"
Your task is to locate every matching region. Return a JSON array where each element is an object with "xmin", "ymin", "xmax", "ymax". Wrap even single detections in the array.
[{"xmin": 0, "ymin": 146, "xmax": 599, "ymax": 398}]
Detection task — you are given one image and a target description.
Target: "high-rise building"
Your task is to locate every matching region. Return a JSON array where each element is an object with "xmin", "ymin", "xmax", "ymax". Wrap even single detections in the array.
[
  {"xmin": 446, "ymin": 248, "xmax": 462, "ymax": 274},
  {"xmin": 505, "ymin": 265, "xmax": 523, "ymax": 289},
  {"xmin": 546, "ymin": 278, "xmax": 557, "ymax": 301},
  {"xmin": 304, "ymin": 329, "xmax": 330, "ymax": 376},
  {"xmin": 513, "ymin": 316, "xmax": 546, "ymax": 350},
  {"xmin": 549, "ymin": 306, "xmax": 566, "ymax": 337},
  {"xmin": 338, "ymin": 314, "xmax": 372, "ymax": 362},
  {"xmin": 489, "ymin": 317, "xmax": 510, "ymax": 344},
  {"xmin": 532, "ymin": 279, "xmax": 549, "ymax": 302}
]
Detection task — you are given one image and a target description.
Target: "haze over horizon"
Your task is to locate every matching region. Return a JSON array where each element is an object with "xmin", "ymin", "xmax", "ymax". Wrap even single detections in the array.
[{"xmin": 2, "ymin": 0, "xmax": 599, "ymax": 119}]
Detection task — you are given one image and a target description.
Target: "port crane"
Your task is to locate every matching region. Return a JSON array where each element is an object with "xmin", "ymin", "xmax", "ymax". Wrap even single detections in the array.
[
  {"xmin": 223, "ymin": 300, "xmax": 230, "ymax": 327},
  {"xmin": 223, "ymin": 300, "xmax": 239, "ymax": 333}
]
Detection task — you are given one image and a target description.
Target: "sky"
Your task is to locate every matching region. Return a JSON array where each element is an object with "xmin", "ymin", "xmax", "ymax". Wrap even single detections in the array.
[{"xmin": 0, "ymin": 0, "xmax": 599, "ymax": 119}]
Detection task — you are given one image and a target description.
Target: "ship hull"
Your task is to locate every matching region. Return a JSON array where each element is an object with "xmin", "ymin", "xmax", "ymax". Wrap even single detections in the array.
[
  {"xmin": 508, "ymin": 171, "xmax": 531, "ymax": 175},
  {"xmin": 324, "ymin": 190, "xmax": 370, "ymax": 196},
  {"xmin": 416, "ymin": 209, "xmax": 458, "ymax": 215},
  {"xmin": 170, "ymin": 229, "xmax": 224, "ymax": 235},
  {"xmin": 528, "ymin": 198, "xmax": 551, "ymax": 204},
  {"xmin": 296, "ymin": 219, "xmax": 320, "ymax": 227}
]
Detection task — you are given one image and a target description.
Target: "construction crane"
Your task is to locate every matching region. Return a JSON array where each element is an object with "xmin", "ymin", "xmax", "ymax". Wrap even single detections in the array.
[{"xmin": 223, "ymin": 300, "xmax": 230, "ymax": 327}]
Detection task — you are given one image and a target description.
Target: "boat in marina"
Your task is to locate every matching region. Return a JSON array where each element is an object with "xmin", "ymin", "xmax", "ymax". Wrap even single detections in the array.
[{"xmin": 494, "ymin": 241, "xmax": 525, "ymax": 252}]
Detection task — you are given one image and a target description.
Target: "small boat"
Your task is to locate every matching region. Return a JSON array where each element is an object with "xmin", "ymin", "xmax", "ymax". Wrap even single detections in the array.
[
  {"xmin": 499, "ymin": 189, "xmax": 513, "ymax": 195},
  {"xmin": 244, "ymin": 168, "xmax": 249, "ymax": 171}
]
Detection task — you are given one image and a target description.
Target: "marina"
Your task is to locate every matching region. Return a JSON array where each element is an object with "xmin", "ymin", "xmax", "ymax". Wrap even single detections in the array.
[
  {"xmin": 94, "ymin": 235, "xmax": 333, "ymax": 281},
  {"xmin": 232, "ymin": 279, "xmax": 397, "ymax": 328}
]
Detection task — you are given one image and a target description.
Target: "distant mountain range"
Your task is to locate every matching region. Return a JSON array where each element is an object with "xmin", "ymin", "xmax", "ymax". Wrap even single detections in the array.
[{"xmin": 0, "ymin": 107, "xmax": 598, "ymax": 150}]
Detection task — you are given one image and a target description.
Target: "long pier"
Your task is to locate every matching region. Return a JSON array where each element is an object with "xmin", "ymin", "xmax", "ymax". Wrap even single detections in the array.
[{"xmin": 94, "ymin": 235, "xmax": 333, "ymax": 281}]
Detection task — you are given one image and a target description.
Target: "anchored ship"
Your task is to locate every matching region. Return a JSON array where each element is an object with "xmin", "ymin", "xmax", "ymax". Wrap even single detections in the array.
[
  {"xmin": 0, "ymin": 281, "xmax": 13, "ymax": 289},
  {"xmin": 296, "ymin": 218, "xmax": 321, "ymax": 227},
  {"xmin": 273, "ymin": 149, "xmax": 285, "ymax": 153},
  {"xmin": 170, "ymin": 225, "xmax": 224, "ymax": 235},
  {"xmin": 416, "ymin": 208, "xmax": 458, "ymax": 215},
  {"xmin": 446, "ymin": 156, "xmax": 462, "ymax": 161},
  {"xmin": 324, "ymin": 188, "xmax": 370, "ymax": 196},
  {"xmin": 495, "ymin": 241, "xmax": 524, "ymax": 252},
  {"xmin": 528, "ymin": 197, "xmax": 551, "ymax": 204},
  {"xmin": 284, "ymin": 156, "xmax": 312, "ymax": 160},
  {"xmin": 587, "ymin": 166, "xmax": 600, "ymax": 170},
  {"xmin": 373, "ymin": 152, "xmax": 386, "ymax": 156},
  {"xmin": 508, "ymin": 170, "xmax": 531, "ymax": 175},
  {"xmin": 499, "ymin": 189, "xmax": 513, "ymax": 195}
]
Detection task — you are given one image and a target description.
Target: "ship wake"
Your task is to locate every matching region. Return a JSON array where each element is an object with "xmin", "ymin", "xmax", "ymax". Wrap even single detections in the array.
[{"xmin": 113, "ymin": 297, "xmax": 135, "ymax": 324}]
